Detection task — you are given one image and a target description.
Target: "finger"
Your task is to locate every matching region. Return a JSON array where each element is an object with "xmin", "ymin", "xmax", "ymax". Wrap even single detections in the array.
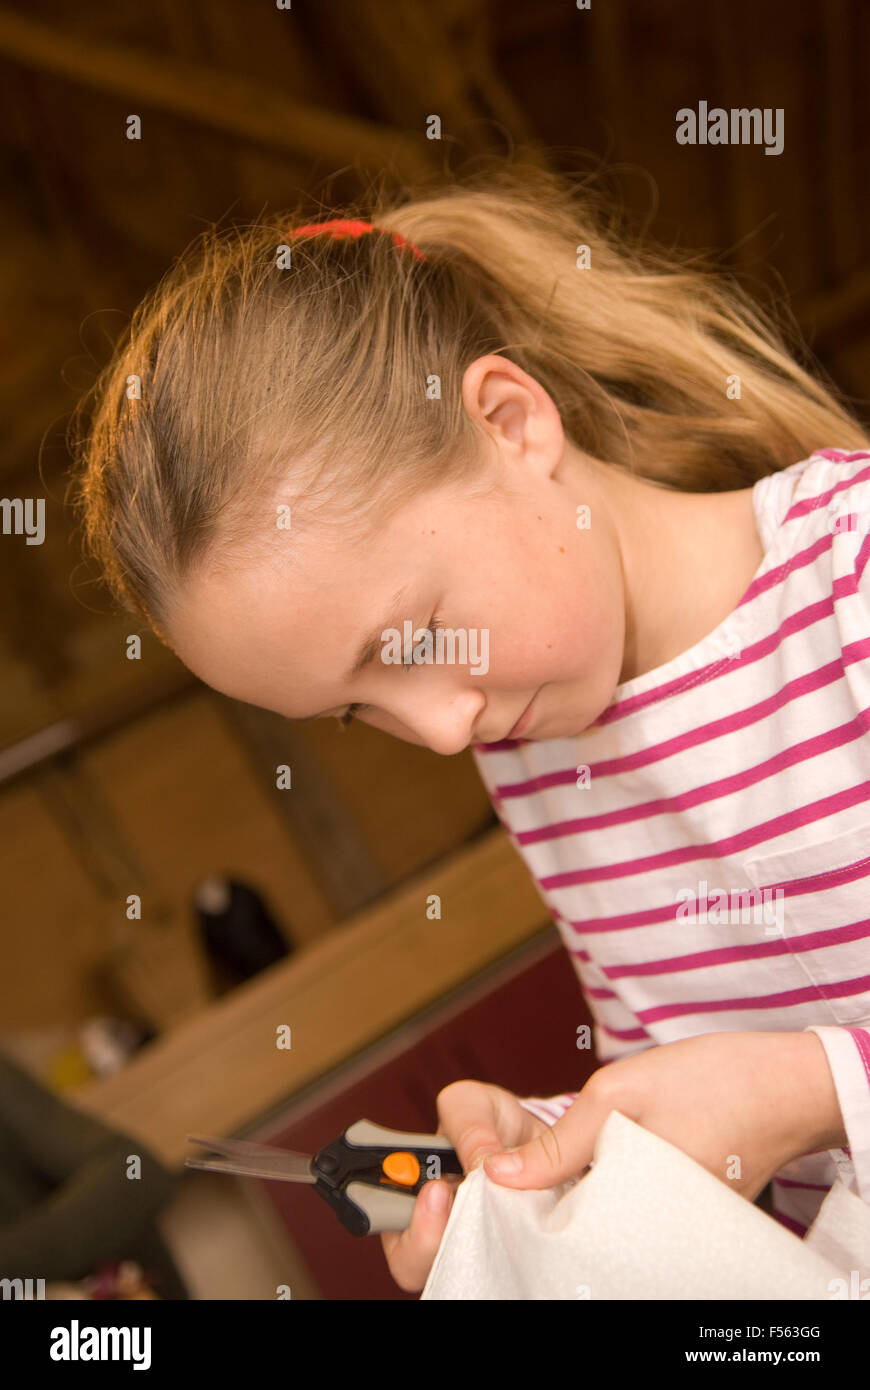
[
  {"xmin": 483, "ymin": 1082, "xmax": 604, "ymax": 1189},
  {"xmin": 437, "ymin": 1080, "xmax": 523, "ymax": 1172},
  {"xmin": 380, "ymin": 1179, "xmax": 456, "ymax": 1292}
]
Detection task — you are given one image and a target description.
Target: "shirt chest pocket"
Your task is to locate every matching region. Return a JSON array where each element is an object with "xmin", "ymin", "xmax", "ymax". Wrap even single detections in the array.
[{"xmin": 741, "ymin": 821, "xmax": 870, "ymax": 1025}]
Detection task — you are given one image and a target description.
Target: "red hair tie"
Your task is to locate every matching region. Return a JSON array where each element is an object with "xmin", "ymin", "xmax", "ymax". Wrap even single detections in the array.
[{"xmin": 290, "ymin": 218, "xmax": 424, "ymax": 261}]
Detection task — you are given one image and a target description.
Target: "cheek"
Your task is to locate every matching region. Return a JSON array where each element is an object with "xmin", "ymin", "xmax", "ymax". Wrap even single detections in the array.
[
  {"xmin": 469, "ymin": 504, "xmax": 622, "ymax": 685},
  {"xmin": 522, "ymin": 539, "xmax": 621, "ymax": 680},
  {"xmin": 533, "ymin": 601, "xmax": 616, "ymax": 683}
]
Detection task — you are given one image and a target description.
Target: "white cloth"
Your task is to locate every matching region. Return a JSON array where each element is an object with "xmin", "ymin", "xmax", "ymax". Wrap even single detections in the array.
[{"xmin": 421, "ymin": 1111, "xmax": 870, "ymax": 1300}]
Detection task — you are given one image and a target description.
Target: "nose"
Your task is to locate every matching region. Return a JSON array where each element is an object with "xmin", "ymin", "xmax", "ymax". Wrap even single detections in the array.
[{"xmin": 385, "ymin": 685, "xmax": 485, "ymax": 755}]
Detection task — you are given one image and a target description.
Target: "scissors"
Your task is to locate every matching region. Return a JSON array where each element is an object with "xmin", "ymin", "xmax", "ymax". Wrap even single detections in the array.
[{"xmin": 184, "ymin": 1118, "xmax": 464, "ymax": 1236}]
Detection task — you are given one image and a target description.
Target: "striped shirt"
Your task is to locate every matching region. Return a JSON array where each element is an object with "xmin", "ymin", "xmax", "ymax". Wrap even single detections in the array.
[{"xmin": 472, "ymin": 447, "xmax": 870, "ymax": 1236}]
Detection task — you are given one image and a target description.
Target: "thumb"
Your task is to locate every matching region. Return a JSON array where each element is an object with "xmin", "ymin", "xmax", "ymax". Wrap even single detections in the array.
[{"xmin": 483, "ymin": 1095, "xmax": 597, "ymax": 1188}]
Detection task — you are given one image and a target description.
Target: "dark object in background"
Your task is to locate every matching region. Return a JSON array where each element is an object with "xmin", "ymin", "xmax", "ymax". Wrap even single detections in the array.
[
  {"xmin": 79, "ymin": 1016, "xmax": 156, "ymax": 1077},
  {"xmin": 0, "ymin": 1052, "xmax": 188, "ymax": 1299},
  {"xmin": 194, "ymin": 876, "xmax": 291, "ymax": 995}
]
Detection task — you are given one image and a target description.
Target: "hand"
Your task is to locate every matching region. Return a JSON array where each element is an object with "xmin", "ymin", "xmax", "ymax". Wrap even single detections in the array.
[
  {"xmin": 482, "ymin": 1030, "xmax": 845, "ymax": 1202},
  {"xmin": 380, "ymin": 1080, "xmax": 551, "ymax": 1292}
]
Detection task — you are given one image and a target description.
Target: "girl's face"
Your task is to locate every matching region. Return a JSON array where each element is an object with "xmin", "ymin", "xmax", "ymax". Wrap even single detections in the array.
[{"xmin": 167, "ymin": 357, "xmax": 634, "ymax": 752}]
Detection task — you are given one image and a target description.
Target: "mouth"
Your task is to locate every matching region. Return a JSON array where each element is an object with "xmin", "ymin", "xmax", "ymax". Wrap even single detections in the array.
[{"xmin": 506, "ymin": 689, "xmax": 539, "ymax": 740}]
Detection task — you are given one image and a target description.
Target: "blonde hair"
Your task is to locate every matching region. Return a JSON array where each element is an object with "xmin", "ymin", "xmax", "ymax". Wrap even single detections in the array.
[{"xmin": 69, "ymin": 158, "xmax": 869, "ymax": 644}]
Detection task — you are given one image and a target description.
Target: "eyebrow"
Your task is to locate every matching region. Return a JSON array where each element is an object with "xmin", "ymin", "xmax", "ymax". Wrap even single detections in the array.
[{"xmin": 299, "ymin": 584, "xmax": 411, "ymax": 721}]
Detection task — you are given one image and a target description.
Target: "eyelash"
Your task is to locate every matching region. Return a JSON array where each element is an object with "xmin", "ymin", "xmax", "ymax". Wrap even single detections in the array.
[{"xmin": 336, "ymin": 614, "xmax": 444, "ymax": 728}]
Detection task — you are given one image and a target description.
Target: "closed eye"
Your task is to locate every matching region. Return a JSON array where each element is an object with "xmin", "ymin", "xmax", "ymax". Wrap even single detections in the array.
[
  {"xmin": 337, "ymin": 702, "xmax": 367, "ymax": 728},
  {"xmin": 337, "ymin": 615, "xmax": 444, "ymax": 727}
]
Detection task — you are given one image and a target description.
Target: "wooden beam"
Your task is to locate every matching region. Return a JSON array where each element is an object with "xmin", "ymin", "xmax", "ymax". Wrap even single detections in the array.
[
  {"xmin": 0, "ymin": 8, "xmax": 432, "ymax": 180},
  {"xmin": 216, "ymin": 695, "xmax": 387, "ymax": 919},
  {"xmin": 796, "ymin": 266, "xmax": 870, "ymax": 351},
  {"xmin": 452, "ymin": 0, "xmax": 542, "ymax": 149},
  {"xmin": 69, "ymin": 825, "xmax": 552, "ymax": 1166},
  {"xmin": 0, "ymin": 666, "xmax": 195, "ymax": 786},
  {"xmin": 305, "ymin": 0, "xmax": 537, "ymax": 154},
  {"xmin": 343, "ymin": 0, "xmax": 491, "ymax": 146},
  {"xmin": 823, "ymin": 0, "xmax": 859, "ymax": 279}
]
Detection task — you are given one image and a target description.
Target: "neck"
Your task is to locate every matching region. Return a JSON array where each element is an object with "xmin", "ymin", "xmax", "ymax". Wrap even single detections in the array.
[{"xmin": 595, "ymin": 459, "xmax": 764, "ymax": 686}]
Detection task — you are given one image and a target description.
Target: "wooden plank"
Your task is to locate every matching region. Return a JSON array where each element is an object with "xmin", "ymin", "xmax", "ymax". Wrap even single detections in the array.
[
  {"xmin": 586, "ymin": 0, "xmax": 631, "ymax": 159},
  {"xmin": 823, "ymin": 0, "xmax": 859, "ymax": 279},
  {"xmin": 69, "ymin": 825, "xmax": 552, "ymax": 1166},
  {"xmin": 0, "ymin": 780, "xmax": 121, "ymax": 1027},
  {"xmin": 449, "ymin": 0, "xmax": 540, "ymax": 147},
  {"xmin": 0, "ymin": 7, "xmax": 431, "ymax": 180},
  {"xmin": 305, "ymin": 0, "xmax": 536, "ymax": 153},
  {"xmin": 706, "ymin": 6, "xmax": 753, "ymax": 274},
  {"xmin": 216, "ymin": 696, "xmax": 387, "ymax": 918},
  {"xmin": 797, "ymin": 266, "xmax": 870, "ymax": 351},
  {"xmin": 80, "ymin": 690, "xmax": 336, "ymax": 950},
  {"xmin": 743, "ymin": 6, "xmax": 817, "ymax": 295},
  {"xmin": 348, "ymin": 0, "xmax": 502, "ymax": 149},
  {"xmin": 0, "ymin": 665, "xmax": 195, "ymax": 785},
  {"xmin": 299, "ymin": 712, "xmax": 496, "ymax": 890}
]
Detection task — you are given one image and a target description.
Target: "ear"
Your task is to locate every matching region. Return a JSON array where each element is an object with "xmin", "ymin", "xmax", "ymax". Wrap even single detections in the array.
[{"xmin": 461, "ymin": 353, "xmax": 564, "ymax": 480}]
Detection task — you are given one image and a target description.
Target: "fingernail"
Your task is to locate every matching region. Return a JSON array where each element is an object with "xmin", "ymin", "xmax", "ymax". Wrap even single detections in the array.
[
  {"xmin": 468, "ymin": 1150, "xmax": 492, "ymax": 1171},
  {"xmin": 485, "ymin": 1150, "xmax": 522, "ymax": 1175}
]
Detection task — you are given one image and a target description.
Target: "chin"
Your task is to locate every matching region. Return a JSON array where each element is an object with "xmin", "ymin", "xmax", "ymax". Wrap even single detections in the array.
[{"xmin": 536, "ymin": 705, "xmax": 602, "ymax": 741}]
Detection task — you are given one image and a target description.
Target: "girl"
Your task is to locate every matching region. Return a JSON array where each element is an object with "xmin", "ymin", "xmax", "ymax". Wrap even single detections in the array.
[{"xmin": 71, "ymin": 162, "xmax": 870, "ymax": 1295}]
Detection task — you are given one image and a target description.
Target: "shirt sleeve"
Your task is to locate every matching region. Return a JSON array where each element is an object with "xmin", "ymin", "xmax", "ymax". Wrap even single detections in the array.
[
  {"xmin": 516, "ymin": 1092, "xmax": 580, "ymax": 1126},
  {"xmin": 804, "ymin": 1024, "xmax": 870, "ymax": 1203}
]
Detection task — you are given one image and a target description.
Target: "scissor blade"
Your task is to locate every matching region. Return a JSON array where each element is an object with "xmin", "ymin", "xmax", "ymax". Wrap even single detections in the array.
[
  {"xmin": 184, "ymin": 1154, "xmax": 317, "ymax": 1182},
  {"xmin": 185, "ymin": 1135, "xmax": 317, "ymax": 1184}
]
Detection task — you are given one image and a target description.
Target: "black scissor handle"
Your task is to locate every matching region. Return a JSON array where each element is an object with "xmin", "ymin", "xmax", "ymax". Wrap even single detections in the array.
[{"xmin": 313, "ymin": 1118, "xmax": 464, "ymax": 1236}]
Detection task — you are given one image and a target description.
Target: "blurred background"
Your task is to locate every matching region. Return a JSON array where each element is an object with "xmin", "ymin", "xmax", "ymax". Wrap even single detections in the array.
[{"xmin": 0, "ymin": 0, "xmax": 867, "ymax": 1300}]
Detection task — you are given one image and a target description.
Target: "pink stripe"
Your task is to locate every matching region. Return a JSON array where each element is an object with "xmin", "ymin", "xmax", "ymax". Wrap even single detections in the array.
[
  {"xmin": 596, "ymin": 915, "xmax": 870, "ymax": 976},
  {"xmin": 495, "ymin": 628, "xmax": 870, "ymax": 802},
  {"xmin": 813, "ymin": 449, "xmax": 870, "ymax": 462},
  {"xmin": 597, "ymin": 1023, "xmax": 651, "ymax": 1042},
  {"xmin": 754, "ymin": 855, "xmax": 870, "ymax": 898},
  {"xmin": 475, "ymin": 494, "xmax": 867, "ymax": 761},
  {"xmin": 770, "ymin": 1207, "xmax": 808, "ymax": 1237},
  {"xmin": 524, "ymin": 1100, "xmax": 563, "ymax": 1121},
  {"xmin": 732, "ymin": 534, "xmax": 831, "ymax": 607},
  {"xmin": 558, "ymin": 839, "xmax": 870, "ymax": 935},
  {"xmin": 784, "ymin": 459, "xmax": 870, "ymax": 520},
  {"xmin": 773, "ymin": 450, "xmax": 870, "ymax": 513},
  {"xmin": 475, "ymin": 576, "xmax": 830, "ymax": 760},
  {"xmin": 773, "ymin": 1176, "xmax": 832, "ymax": 1191},
  {"xmin": 635, "ymin": 973, "xmax": 870, "ymax": 1025},
  {"xmin": 514, "ymin": 696, "xmax": 870, "ymax": 848},
  {"xmin": 540, "ymin": 779, "xmax": 870, "ymax": 890},
  {"xmin": 593, "ymin": 555, "xmax": 867, "ymax": 730},
  {"xmin": 594, "ymin": 574, "xmax": 838, "ymax": 730},
  {"xmin": 845, "ymin": 1025, "xmax": 870, "ymax": 1091}
]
